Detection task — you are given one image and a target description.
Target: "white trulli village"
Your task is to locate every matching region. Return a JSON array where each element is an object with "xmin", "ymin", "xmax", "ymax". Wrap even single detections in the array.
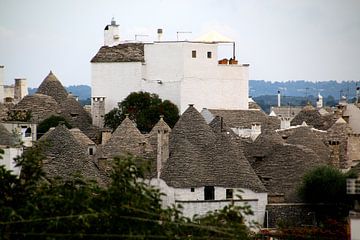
[{"xmin": 1, "ymin": 19, "xmax": 360, "ymax": 235}]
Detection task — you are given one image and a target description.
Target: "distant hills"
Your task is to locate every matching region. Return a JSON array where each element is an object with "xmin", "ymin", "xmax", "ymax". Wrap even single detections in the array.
[
  {"xmin": 250, "ymin": 80, "xmax": 359, "ymax": 99},
  {"xmin": 27, "ymin": 80, "xmax": 359, "ymax": 111}
]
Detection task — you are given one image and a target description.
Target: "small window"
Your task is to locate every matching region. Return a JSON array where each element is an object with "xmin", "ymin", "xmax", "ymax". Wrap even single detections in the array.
[
  {"xmin": 25, "ymin": 127, "xmax": 32, "ymax": 137},
  {"xmin": 207, "ymin": 51, "xmax": 212, "ymax": 58},
  {"xmin": 89, "ymin": 148, "xmax": 94, "ymax": 155},
  {"xmin": 226, "ymin": 189, "xmax": 233, "ymax": 199},
  {"xmin": 192, "ymin": 50, "xmax": 196, "ymax": 58},
  {"xmin": 204, "ymin": 186, "xmax": 215, "ymax": 200},
  {"xmin": 191, "ymin": 187, "xmax": 195, "ymax": 192}
]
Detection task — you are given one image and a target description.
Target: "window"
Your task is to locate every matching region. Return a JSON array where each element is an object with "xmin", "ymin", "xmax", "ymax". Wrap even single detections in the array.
[
  {"xmin": 89, "ymin": 148, "xmax": 94, "ymax": 155},
  {"xmin": 191, "ymin": 187, "xmax": 195, "ymax": 192},
  {"xmin": 207, "ymin": 51, "xmax": 212, "ymax": 58},
  {"xmin": 192, "ymin": 50, "xmax": 196, "ymax": 58},
  {"xmin": 204, "ymin": 186, "xmax": 215, "ymax": 200},
  {"xmin": 226, "ymin": 189, "xmax": 233, "ymax": 199},
  {"xmin": 25, "ymin": 127, "xmax": 32, "ymax": 137}
]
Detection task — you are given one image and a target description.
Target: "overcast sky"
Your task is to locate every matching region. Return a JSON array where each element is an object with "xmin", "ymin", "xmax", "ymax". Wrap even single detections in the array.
[{"xmin": 0, "ymin": 0, "xmax": 359, "ymax": 87}]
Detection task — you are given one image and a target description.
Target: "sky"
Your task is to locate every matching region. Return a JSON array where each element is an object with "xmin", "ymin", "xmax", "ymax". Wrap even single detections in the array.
[{"xmin": 0, "ymin": 0, "xmax": 360, "ymax": 87}]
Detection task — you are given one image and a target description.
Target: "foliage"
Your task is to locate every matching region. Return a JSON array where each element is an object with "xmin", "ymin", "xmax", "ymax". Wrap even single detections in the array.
[
  {"xmin": 37, "ymin": 115, "xmax": 72, "ymax": 139},
  {"xmin": 0, "ymin": 145, "xmax": 252, "ymax": 239},
  {"xmin": 104, "ymin": 91, "xmax": 180, "ymax": 132},
  {"xmin": 7, "ymin": 109, "xmax": 32, "ymax": 122},
  {"xmin": 298, "ymin": 165, "xmax": 354, "ymax": 219},
  {"xmin": 298, "ymin": 165, "xmax": 349, "ymax": 204}
]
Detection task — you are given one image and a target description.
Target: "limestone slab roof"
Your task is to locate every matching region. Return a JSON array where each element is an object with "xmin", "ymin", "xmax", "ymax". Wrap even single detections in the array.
[
  {"xmin": 161, "ymin": 106, "xmax": 266, "ymax": 192},
  {"xmin": 253, "ymin": 143, "xmax": 326, "ymax": 202},
  {"xmin": 285, "ymin": 126, "xmax": 330, "ymax": 164},
  {"xmin": 36, "ymin": 71, "xmax": 68, "ymax": 103},
  {"xmin": 270, "ymin": 106, "xmax": 302, "ymax": 118},
  {"xmin": 99, "ymin": 116, "xmax": 153, "ymax": 159},
  {"xmin": 0, "ymin": 123, "xmax": 16, "ymax": 146},
  {"xmin": 39, "ymin": 124, "xmax": 103, "ymax": 184},
  {"xmin": 249, "ymin": 129, "xmax": 285, "ymax": 158},
  {"xmin": 207, "ymin": 109, "xmax": 280, "ymax": 131},
  {"xmin": 0, "ymin": 103, "xmax": 11, "ymax": 121},
  {"xmin": 290, "ymin": 105, "xmax": 337, "ymax": 130},
  {"xmin": 12, "ymin": 94, "xmax": 60, "ymax": 123},
  {"xmin": 69, "ymin": 128, "xmax": 95, "ymax": 146},
  {"xmin": 91, "ymin": 43, "xmax": 144, "ymax": 63}
]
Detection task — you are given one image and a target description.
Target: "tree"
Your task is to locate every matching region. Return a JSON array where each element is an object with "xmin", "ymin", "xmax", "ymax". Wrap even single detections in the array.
[
  {"xmin": 37, "ymin": 115, "xmax": 72, "ymax": 139},
  {"xmin": 0, "ymin": 145, "xmax": 253, "ymax": 239},
  {"xmin": 104, "ymin": 91, "xmax": 179, "ymax": 132},
  {"xmin": 298, "ymin": 165, "xmax": 354, "ymax": 218}
]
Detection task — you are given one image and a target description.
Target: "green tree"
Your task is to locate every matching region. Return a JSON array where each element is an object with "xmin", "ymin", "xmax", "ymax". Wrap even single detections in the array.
[
  {"xmin": 0, "ymin": 146, "xmax": 253, "ymax": 239},
  {"xmin": 104, "ymin": 91, "xmax": 179, "ymax": 132},
  {"xmin": 298, "ymin": 165, "xmax": 354, "ymax": 218},
  {"xmin": 37, "ymin": 115, "xmax": 72, "ymax": 139}
]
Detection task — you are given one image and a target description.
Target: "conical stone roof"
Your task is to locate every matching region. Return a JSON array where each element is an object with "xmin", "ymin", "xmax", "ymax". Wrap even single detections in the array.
[
  {"xmin": 248, "ymin": 129, "xmax": 285, "ymax": 161},
  {"xmin": 291, "ymin": 105, "xmax": 337, "ymax": 130},
  {"xmin": 253, "ymin": 143, "xmax": 325, "ymax": 202},
  {"xmin": 100, "ymin": 116, "xmax": 153, "ymax": 159},
  {"xmin": 286, "ymin": 126, "xmax": 330, "ymax": 164},
  {"xmin": 39, "ymin": 124, "xmax": 102, "ymax": 183},
  {"xmin": 36, "ymin": 71, "xmax": 68, "ymax": 103},
  {"xmin": 12, "ymin": 93, "xmax": 60, "ymax": 123},
  {"xmin": 162, "ymin": 106, "xmax": 266, "ymax": 192}
]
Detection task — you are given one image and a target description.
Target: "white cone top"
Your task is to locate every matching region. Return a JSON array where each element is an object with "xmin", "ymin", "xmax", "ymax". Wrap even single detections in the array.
[{"xmin": 193, "ymin": 30, "xmax": 234, "ymax": 43}]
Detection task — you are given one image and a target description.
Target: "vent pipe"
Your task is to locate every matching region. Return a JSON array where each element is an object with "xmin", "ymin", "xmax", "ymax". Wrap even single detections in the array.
[
  {"xmin": 157, "ymin": 29, "xmax": 163, "ymax": 41},
  {"xmin": 277, "ymin": 90, "xmax": 281, "ymax": 107}
]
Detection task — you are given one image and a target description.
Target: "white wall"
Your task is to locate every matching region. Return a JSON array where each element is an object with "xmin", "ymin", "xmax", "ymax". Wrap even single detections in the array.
[
  {"xmin": 150, "ymin": 178, "xmax": 267, "ymax": 226},
  {"xmin": 91, "ymin": 62, "xmax": 142, "ymax": 113},
  {"xmin": 351, "ymin": 218, "xmax": 360, "ymax": 240},
  {"xmin": 92, "ymin": 41, "xmax": 249, "ymax": 114},
  {"xmin": 0, "ymin": 147, "xmax": 23, "ymax": 176},
  {"xmin": 2, "ymin": 122, "xmax": 37, "ymax": 147}
]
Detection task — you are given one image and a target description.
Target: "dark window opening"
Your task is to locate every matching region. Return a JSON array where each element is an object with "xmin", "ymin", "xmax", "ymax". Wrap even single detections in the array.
[
  {"xmin": 89, "ymin": 148, "xmax": 94, "ymax": 155},
  {"xmin": 226, "ymin": 189, "xmax": 233, "ymax": 199},
  {"xmin": 25, "ymin": 127, "xmax": 32, "ymax": 137},
  {"xmin": 207, "ymin": 51, "xmax": 212, "ymax": 58},
  {"xmin": 255, "ymin": 156, "xmax": 264, "ymax": 162},
  {"xmin": 204, "ymin": 186, "xmax": 215, "ymax": 200},
  {"xmin": 191, "ymin": 187, "xmax": 195, "ymax": 192},
  {"xmin": 192, "ymin": 50, "xmax": 197, "ymax": 58}
]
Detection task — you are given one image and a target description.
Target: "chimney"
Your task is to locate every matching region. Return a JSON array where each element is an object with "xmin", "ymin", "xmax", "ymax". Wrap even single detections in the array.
[
  {"xmin": 277, "ymin": 90, "xmax": 281, "ymax": 107},
  {"xmin": 157, "ymin": 28, "xmax": 163, "ymax": 41},
  {"xmin": 101, "ymin": 129, "xmax": 112, "ymax": 145},
  {"xmin": 156, "ymin": 116, "xmax": 170, "ymax": 179},
  {"xmin": 14, "ymin": 78, "xmax": 28, "ymax": 102},
  {"xmin": 92, "ymin": 97, "xmax": 106, "ymax": 128},
  {"xmin": 104, "ymin": 18, "xmax": 120, "ymax": 47}
]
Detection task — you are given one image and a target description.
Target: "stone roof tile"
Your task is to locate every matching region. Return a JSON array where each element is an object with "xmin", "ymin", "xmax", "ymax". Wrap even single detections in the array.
[
  {"xmin": 36, "ymin": 71, "xmax": 68, "ymax": 103},
  {"xmin": 91, "ymin": 43, "xmax": 144, "ymax": 63},
  {"xmin": 39, "ymin": 124, "xmax": 103, "ymax": 184},
  {"xmin": 162, "ymin": 106, "xmax": 266, "ymax": 192}
]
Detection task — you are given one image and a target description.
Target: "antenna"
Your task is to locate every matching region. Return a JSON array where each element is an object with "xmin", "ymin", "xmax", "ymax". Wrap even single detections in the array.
[{"xmin": 176, "ymin": 31, "xmax": 192, "ymax": 41}]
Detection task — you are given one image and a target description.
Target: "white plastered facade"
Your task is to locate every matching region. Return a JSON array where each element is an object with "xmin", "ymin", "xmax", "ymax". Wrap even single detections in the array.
[
  {"xmin": 91, "ymin": 41, "xmax": 249, "ymax": 114},
  {"xmin": 149, "ymin": 178, "xmax": 267, "ymax": 225}
]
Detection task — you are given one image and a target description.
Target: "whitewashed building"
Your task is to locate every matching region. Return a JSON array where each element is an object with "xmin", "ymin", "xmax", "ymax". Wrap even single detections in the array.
[
  {"xmin": 0, "ymin": 123, "xmax": 23, "ymax": 176},
  {"xmin": 0, "ymin": 65, "xmax": 28, "ymax": 104},
  {"xmin": 91, "ymin": 19, "xmax": 249, "ymax": 127}
]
